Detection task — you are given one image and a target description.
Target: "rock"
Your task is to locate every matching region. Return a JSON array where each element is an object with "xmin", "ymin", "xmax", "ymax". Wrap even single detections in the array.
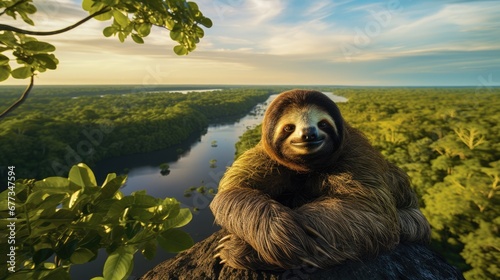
[{"xmin": 140, "ymin": 230, "xmax": 464, "ymax": 280}]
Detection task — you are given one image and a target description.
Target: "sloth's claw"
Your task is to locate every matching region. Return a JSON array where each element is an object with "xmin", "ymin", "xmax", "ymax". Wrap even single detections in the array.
[
  {"xmin": 299, "ymin": 257, "xmax": 321, "ymax": 268},
  {"xmin": 219, "ymin": 234, "xmax": 232, "ymax": 243},
  {"xmin": 214, "ymin": 235, "xmax": 232, "ymax": 264},
  {"xmin": 215, "ymin": 243, "xmax": 225, "ymax": 251}
]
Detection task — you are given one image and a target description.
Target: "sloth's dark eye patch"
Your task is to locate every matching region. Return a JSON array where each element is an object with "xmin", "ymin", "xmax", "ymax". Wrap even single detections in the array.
[
  {"xmin": 283, "ymin": 124, "xmax": 295, "ymax": 133},
  {"xmin": 318, "ymin": 120, "xmax": 329, "ymax": 129}
]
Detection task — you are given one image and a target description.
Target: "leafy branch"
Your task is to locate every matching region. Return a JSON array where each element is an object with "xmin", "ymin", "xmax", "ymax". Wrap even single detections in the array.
[
  {"xmin": 0, "ymin": 7, "xmax": 111, "ymax": 36},
  {"xmin": 0, "ymin": 163, "xmax": 194, "ymax": 280},
  {"xmin": 0, "ymin": 0, "xmax": 212, "ymax": 119}
]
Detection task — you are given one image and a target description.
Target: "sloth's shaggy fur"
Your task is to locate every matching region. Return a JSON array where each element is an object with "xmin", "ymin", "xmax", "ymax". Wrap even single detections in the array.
[{"xmin": 210, "ymin": 89, "xmax": 431, "ymax": 270}]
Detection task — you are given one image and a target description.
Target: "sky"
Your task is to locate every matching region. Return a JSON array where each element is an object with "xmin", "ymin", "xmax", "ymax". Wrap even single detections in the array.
[{"xmin": 2, "ymin": 0, "xmax": 500, "ymax": 86}]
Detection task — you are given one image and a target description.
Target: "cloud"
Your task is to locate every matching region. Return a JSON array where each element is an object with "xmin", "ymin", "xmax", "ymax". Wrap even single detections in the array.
[
  {"xmin": 2, "ymin": 0, "xmax": 499, "ymax": 86},
  {"xmin": 246, "ymin": 0, "xmax": 285, "ymax": 24},
  {"xmin": 303, "ymin": 0, "xmax": 353, "ymax": 19},
  {"xmin": 385, "ymin": 1, "xmax": 500, "ymax": 49}
]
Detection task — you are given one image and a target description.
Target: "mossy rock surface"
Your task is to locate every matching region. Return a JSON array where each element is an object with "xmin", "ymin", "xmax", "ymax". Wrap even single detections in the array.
[{"xmin": 140, "ymin": 230, "xmax": 464, "ymax": 280}]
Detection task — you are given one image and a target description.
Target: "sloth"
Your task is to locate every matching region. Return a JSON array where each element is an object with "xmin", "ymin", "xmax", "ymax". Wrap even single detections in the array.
[{"xmin": 210, "ymin": 89, "xmax": 431, "ymax": 270}]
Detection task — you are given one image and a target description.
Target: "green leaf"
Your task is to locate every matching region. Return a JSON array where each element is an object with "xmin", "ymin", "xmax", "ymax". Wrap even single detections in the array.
[
  {"xmin": 98, "ymin": 175, "xmax": 126, "ymax": 201},
  {"xmin": 23, "ymin": 2, "xmax": 38, "ymax": 14},
  {"xmin": 0, "ymin": 65, "xmax": 10, "ymax": 82},
  {"xmin": 132, "ymin": 190, "xmax": 147, "ymax": 196},
  {"xmin": 188, "ymin": 2, "xmax": 199, "ymax": 11},
  {"xmin": 94, "ymin": 10, "xmax": 112, "ymax": 21},
  {"xmin": 157, "ymin": 229, "xmax": 194, "ymax": 252},
  {"xmin": 82, "ymin": 0, "xmax": 94, "ymax": 11},
  {"xmin": 103, "ymin": 246, "xmax": 135, "ymax": 280},
  {"xmin": 103, "ymin": 26, "xmax": 116, "ymax": 37},
  {"xmin": 173, "ymin": 45, "xmax": 188, "ymax": 55},
  {"xmin": 136, "ymin": 23, "xmax": 151, "ymax": 37},
  {"xmin": 43, "ymin": 262, "xmax": 56, "ymax": 269},
  {"xmin": 68, "ymin": 190, "xmax": 82, "ymax": 209},
  {"xmin": 149, "ymin": 198, "xmax": 179, "ymax": 223},
  {"xmin": 106, "ymin": 196, "xmax": 134, "ymax": 219},
  {"xmin": 131, "ymin": 193, "xmax": 158, "ymax": 207},
  {"xmin": 68, "ymin": 163, "xmax": 97, "ymax": 188},
  {"xmin": 113, "ymin": 10, "xmax": 129, "ymax": 28},
  {"xmin": 163, "ymin": 208, "xmax": 192, "ymax": 229},
  {"xmin": 20, "ymin": 12, "xmax": 35, "ymax": 26},
  {"xmin": 24, "ymin": 190, "xmax": 49, "ymax": 207},
  {"xmin": 70, "ymin": 248, "xmax": 96, "ymax": 264},
  {"xmin": 36, "ymin": 193, "xmax": 68, "ymax": 212},
  {"xmin": 128, "ymin": 207, "xmax": 154, "ymax": 222},
  {"xmin": 11, "ymin": 66, "xmax": 33, "ymax": 79},
  {"xmin": 22, "ymin": 41, "xmax": 56, "ymax": 53},
  {"xmin": 102, "ymin": 173, "xmax": 117, "ymax": 186},
  {"xmin": 118, "ymin": 32, "xmax": 126, "ymax": 43},
  {"xmin": 127, "ymin": 225, "xmax": 156, "ymax": 244},
  {"xmin": 33, "ymin": 53, "xmax": 59, "ymax": 70},
  {"xmin": 34, "ymin": 177, "xmax": 71, "ymax": 192},
  {"xmin": 194, "ymin": 26, "xmax": 204, "ymax": 38},
  {"xmin": 165, "ymin": 18, "xmax": 176, "ymax": 30},
  {"xmin": 199, "ymin": 17, "xmax": 213, "ymax": 28},
  {"xmin": 131, "ymin": 34, "xmax": 144, "ymax": 44},
  {"xmin": 0, "ymin": 54, "xmax": 9, "ymax": 65},
  {"xmin": 82, "ymin": 0, "xmax": 111, "ymax": 20},
  {"xmin": 141, "ymin": 240, "xmax": 157, "ymax": 260},
  {"xmin": 170, "ymin": 31, "xmax": 182, "ymax": 41},
  {"xmin": 78, "ymin": 213, "xmax": 105, "ymax": 228}
]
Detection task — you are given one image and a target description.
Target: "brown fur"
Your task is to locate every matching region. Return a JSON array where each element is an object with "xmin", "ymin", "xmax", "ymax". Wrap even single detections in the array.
[{"xmin": 210, "ymin": 89, "xmax": 431, "ymax": 270}]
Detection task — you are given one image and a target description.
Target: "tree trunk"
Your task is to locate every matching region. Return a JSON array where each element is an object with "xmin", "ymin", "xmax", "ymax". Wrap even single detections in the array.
[{"xmin": 140, "ymin": 230, "xmax": 464, "ymax": 280}]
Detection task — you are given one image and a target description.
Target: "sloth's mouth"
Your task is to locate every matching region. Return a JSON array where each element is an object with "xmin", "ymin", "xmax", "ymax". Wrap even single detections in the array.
[{"xmin": 290, "ymin": 138, "xmax": 324, "ymax": 148}]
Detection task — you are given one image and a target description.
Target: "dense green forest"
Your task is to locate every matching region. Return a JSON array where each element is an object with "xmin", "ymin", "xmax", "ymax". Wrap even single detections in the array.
[
  {"xmin": 1, "ymin": 86, "xmax": 498, "ymax": 279},
  {"xmin": 0, "ymin": 86, "xmax": 272, "ymax": 180},
  {"xmin": 235, "ymin": 87, "xmax": 499, "ymax": 280}
]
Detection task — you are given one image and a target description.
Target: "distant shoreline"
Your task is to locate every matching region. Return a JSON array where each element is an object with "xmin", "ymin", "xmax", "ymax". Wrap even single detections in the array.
[{"xmin": 0, "ymin": 84, "xmax": 494, "ymax": 88}]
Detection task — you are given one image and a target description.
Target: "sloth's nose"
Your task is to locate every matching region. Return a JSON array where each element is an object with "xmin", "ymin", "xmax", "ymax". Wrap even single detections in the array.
[{"xmin": 301, "ymin": 126, "xmax": 318, "ymax": 141}]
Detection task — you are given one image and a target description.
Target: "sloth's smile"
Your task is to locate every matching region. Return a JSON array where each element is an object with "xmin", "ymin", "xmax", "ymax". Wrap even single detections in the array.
[{"xmin": 290, "ymin": 138, "xmax": 324, "ymax": 149}]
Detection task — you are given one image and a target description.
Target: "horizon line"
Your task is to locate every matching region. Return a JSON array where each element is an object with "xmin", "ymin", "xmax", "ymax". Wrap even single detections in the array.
[{"xmin": 1, "ymin": 84, "xmax": 497, "ymax": 88}]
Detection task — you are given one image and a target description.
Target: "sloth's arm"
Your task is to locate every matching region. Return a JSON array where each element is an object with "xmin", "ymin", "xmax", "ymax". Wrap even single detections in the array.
[
  {"xmin": 210, "ymin": 187, "xmax": 322, "ymax": 269},
  {"xmin": 292, "ymin": 185, "xmax": 401, "ymax": 265},
  {"xmin": 385, "ymin": 163, "xmax": 431, "ymax": 243},
  {"xmin": 210, "ymin": 146, "xmax": 322, "ymax": 269}
]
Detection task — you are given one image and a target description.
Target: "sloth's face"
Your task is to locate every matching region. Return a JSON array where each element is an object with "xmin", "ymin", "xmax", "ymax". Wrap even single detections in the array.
[{"xmin": 274, "ymin": 105, "xmax": 338, "ymax": 160}]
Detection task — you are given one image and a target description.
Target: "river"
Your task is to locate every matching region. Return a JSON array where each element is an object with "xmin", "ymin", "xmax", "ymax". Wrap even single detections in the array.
[{"xmin": 70, "ymin": 92, "xmax": 347, "ymax": 279}]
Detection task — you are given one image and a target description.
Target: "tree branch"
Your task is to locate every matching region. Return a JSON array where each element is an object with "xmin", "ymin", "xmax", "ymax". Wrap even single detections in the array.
[
  {"xmin": 0, "ymin": 74, "xmax": 34, "ymax": 119},
  {"xmin": 0, "ymin": 7, "xmax": 111, "ymax": 36}
]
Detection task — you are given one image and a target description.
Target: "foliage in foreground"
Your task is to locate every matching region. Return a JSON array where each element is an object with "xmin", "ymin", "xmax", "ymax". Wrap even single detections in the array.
[{"xmin": 0, "ymin": 163, "xmax": 193, "ymax": 280}]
